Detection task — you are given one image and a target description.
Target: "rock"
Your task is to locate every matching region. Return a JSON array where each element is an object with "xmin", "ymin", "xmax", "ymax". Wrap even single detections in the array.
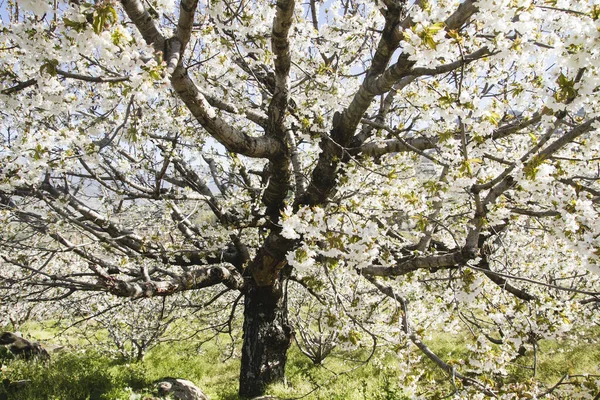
[
  {"xmin": 0, "ymin": 332, "xmax": 49, "ymax": 361},
  {"xmin": 156, "ymin": 378, "xmax": 209, "ymax": 400},
  {"xmin": 251, "ymin": 397, "xmax": 281, "ymax": 400}
]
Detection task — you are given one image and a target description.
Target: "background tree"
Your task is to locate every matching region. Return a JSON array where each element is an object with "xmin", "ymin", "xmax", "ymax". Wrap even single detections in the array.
[
  {"xmin": 62, "ymin": 295, "xmax": 186, "ymax": 361},
  {"xmin": 1, "ymin": 0, "xmax": 600, "ymax": 397}
]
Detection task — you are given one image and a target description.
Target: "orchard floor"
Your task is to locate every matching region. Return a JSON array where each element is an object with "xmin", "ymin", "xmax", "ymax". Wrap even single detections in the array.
[{"xmin": 0, "ymin": 325, "xmax": 599, "ymax": 399}]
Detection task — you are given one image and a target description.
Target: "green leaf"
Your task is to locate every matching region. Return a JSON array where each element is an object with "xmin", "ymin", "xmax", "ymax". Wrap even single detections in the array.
[
  {"xmin": 39, "ymin": 59, "xmax": 59, "ymax": 76},
  {"xmin": 459, "ymin": 158, "xmax": 482, "ymax": 177},
  {"xmin": 423, "ymin": 180, "xmax": 442, "ymax": 194},
  {"xmin": 439, "ymin": 94, "xmax": 455, "ymax": 106},
  {"xmin": 112, "ymin": 29, "xmax": 125, "ymax": 45},
  {"xmin": 92, "ymin": 13, "xmax": 103, "ymax": 34},
  {"xmin": 423, "ymin": 35, "xmax": 437, "ymax": 50},
  {"xmin": 32, "ymin": 144, "xmax": 45, "ymax": 160},
  {"xmin": 554, "ymin": 72, "xmax": 577, "ymax": 103},
  {"xmin": 524, "ymin": 155, "xmax": 545, "ymax": 180},
  {"xmin": 300, "ymin": 117, "xmax": 310, "ymax": 129},
  {"xmin": 92, "ymin": 4, "xmax": 118, "ymax": 34},
  {"xmin": 439, "ymin": 130, "xmax": 454, "ymax": 143},
  {"xmin": 419, "ymin": 22, "xmax": 445, "ymax": 50},
  {"xmin": 64, "ymin": 18, "xmax": 88, "ymax": 32},
  {"xmin": 427, "ymin": 22, "xmax": 446, "ymax": 34},
  {"xmin": 485, "ymin": 111, "xmax": 501, "ymax": 125},
  {"xmin": 528, "ymin": 132, "xmax": 538, "ymax": 144}
]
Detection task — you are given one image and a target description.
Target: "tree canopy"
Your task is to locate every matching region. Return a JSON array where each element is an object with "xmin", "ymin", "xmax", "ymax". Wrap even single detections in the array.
[{"xmin": 1, "ymin": 0, "xmax": 600, "ymax": 397}]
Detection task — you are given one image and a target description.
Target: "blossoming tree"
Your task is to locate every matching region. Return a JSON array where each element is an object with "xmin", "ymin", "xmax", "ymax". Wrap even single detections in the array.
[{"xmin": 1, "ymin": 0, "xmax": 600, "ymax": 397}]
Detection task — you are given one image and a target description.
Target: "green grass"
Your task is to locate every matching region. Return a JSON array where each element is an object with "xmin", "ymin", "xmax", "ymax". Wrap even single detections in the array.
[
  {"xmin": 0, "ymin": 327, "xmax": 598, "ymax": 399},
  {"xmin": 511, "ymin": 327, "xmax": 600, "ymax": 384},
  {"xmin": 0, "ymin": 351, "xmax": 150, "ymax": 400},
  {"xmin": 271, "ymin": 349, "xmax": 411, "ymax": 400},
  {"xmin": 142, "ymin": 339, "xmax": 240, "ymax": 400}
]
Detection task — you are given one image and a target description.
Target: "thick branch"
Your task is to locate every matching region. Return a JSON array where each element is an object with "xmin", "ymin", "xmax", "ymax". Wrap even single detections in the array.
[
  {"xmin": 537, "ymin": 117, "xmax": 599, "ymax": 160},
  {"xmin": 361, "ymin": 251, "xmax": 469, "ymax": 276},
  {"xmin": 204, "ymin": 93, "xmax": 268, "ymax": 127},
  {"xmin": 270, "ymin": 0, "xmax": 294, "ymax": 119},
  {"xmin": 91, "ymin": 264, "xmax": 245, "ymax": 298},
  {"xmin": 120, "ymin": 0, "xmax": 165, "ymax": 51},
  {"xmin": 165, "ymin": 0, "xmax": 199, "ymax": 74},
  {"xmin": 2, "ymin": 70, "xmax": 129, "ymax": 95},
  {"xmin": 493, "ymin": 112, "xmax": 543, "ymax": 140},
  {"xmin": 355, "ymin": 136, "xmax": 435, "ymax": 157},
  {"xmin": 120, "ymin": 0, "xmax": 278, "ymax": 158},
  {"xmin": 170, "ymin": 66, "xmax": 284, "ymax": 158},
  {"xmin": 41, "ymin": 183, "xmax": 149, "ymax": 253},
  {"xmin": 286, "ymin": 130, "xmax": 307, "ymax": 197},
  {"xmin": 258, "ymin": 0, "xmax": 296, "ymax": 222},
  {"xmin": 169, "ymin": 155, "xmax": 226, "ymax": 220},
  {"xmin": 299, "ymin": 47, "xmax": 490, "ymax": 206},
  {"xmin": 364, "ymin": 47, "xmax": 491, "ymax": 96},
  {"xmin": 443, "ymin": 0, "xmax": 479, "ymax": 30},
  {"xmin": 478, "ymin": 255, "xmax": 537, "ymax": 301},
  {"xmin": 176, "ymin": 0, "xmax": 199, "ymax": 50}
]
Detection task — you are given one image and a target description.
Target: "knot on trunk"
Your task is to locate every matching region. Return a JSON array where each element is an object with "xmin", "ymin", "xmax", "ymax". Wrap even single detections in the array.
[{"xmin": 266, "ymin": 323, "xmax": 293, "ymax": 352}]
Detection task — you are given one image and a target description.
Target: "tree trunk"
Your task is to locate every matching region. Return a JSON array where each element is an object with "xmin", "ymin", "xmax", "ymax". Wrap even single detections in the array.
[{"xmin": 239, "ymin": 281, "xmax": 292, "ymax": 398}]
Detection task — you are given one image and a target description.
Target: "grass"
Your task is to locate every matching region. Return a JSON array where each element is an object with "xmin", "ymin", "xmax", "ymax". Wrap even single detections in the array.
[
  {"xmin": 141, "ymin": 339, "xmax": 240, "ymax": 400},
  {"xmin": 271, "ymin": 349, "xmax": 412, "ymax": 400},
  {"xmin": 506, "ymin": 327, "xmax": 600, "ymax": 386},
  {"xmin": 0, "ymin": 326, "xmax": 598, "ymax": 399},
  {"xmin": 0, "ymin": 351, "xmax": 149, "ymax": 400}
]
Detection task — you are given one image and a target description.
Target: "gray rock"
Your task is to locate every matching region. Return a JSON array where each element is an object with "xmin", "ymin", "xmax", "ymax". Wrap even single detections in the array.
[
  {"xmin": 0, "ymin": 332, "xmax": 49, "ymax": 361},
  {"xmin": 156, "ymin": 378, "xmax": 209, "ymax": 400},
  {"xmin": 251, "ymin": 397, "xmax": 281, "ymax": 400}
]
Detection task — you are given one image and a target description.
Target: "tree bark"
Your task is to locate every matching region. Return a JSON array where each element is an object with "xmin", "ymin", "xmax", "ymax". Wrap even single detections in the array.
[{"xmin": 239, "ymin": 280, "xmax": 292, "ymax": 398}]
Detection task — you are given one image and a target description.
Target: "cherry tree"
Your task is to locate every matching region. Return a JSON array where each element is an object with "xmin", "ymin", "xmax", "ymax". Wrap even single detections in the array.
[{"xmin": 1, "ymin": 0, "xmax": 600, "ymax": 397}]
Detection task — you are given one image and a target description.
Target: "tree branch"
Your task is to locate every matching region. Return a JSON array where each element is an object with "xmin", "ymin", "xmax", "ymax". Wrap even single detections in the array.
[
  {"xmin": 477, "ymin": 254, "xmax": 537, "ymax": 301},
  {"xmin": 354, "ymin": 136, "xmax": 435, "ymax": 157},
  {"xmin": 120, "ymin": 0, "xmax": 165, "ymax": 51},
  {"xmin": 56, "ymin": 69, "xmax": 130, "ymax": 83},
  {"xmin": 365, "ymin": 275, "xmax": 497, "ymax": 398},
  {"xmin": 1, "ymin": 79, "xmax": 36, "ymax": 95},
  {"xmin": 170, "ymin": 66, "xmax": 284, "ymax": 158},
  {"xmin": 361, "ymin": 251, "xmax": 469, "ymax": 277},
  {"xmin": 90, "ymin": 263, "xmax": 245, "ymax": 298}
]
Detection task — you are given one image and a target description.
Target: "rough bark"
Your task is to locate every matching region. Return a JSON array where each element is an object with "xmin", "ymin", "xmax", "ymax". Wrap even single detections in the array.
[
  {"xmin": 238, "ymin": 232, "xmax": 294, "ymax": 397},
  {"xmin": 239, "ymin": 281, "xmax": 292, "ymax": 398}
]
